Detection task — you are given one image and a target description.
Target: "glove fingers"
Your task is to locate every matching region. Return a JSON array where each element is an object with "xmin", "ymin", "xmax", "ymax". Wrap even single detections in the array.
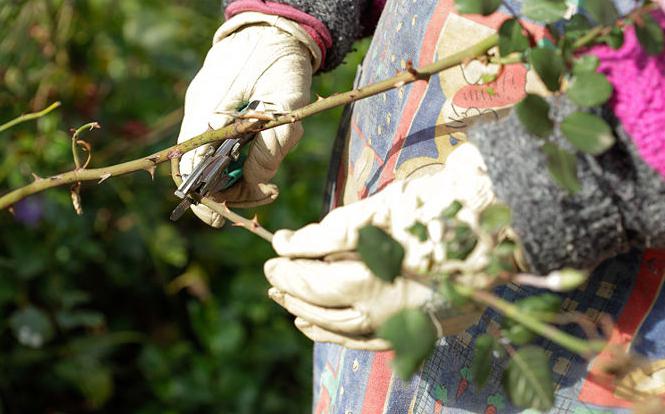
[
  {"xmin": 272, "ymin": 194, "xmax": 389, "ymax": 258},
  {"xmin": 211, "ymin": 181, "xmax": 279, "ymax": 208},
  {"xmin": 190, "ymin": 204, "xmax": 226, "ymax": 228},
  {"xmin": 264, "ymin": 258, "xmax": 372, "ymax": 307},
  {"xmin": 294, "ymin": 318, "xmax": 391, "ymax": 351},
  {"xmin": 268, "ymin": 288, "xmax": 373, "ymax": 335}
]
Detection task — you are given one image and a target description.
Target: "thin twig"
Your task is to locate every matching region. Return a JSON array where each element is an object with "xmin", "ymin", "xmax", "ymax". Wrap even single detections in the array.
[
  {"xmin": 455, "ymin": 285, "xmax": 607, "ymax": 357},
  {"xmin": 70, "ymin": 122, "xmax": 99, "ymax": 170},
  {"xmin": 572, "ymin": 26, "xmax": 608, "ymax": 49},
  {"xmin": 572, "ymin": 3, "xmax": 659, "ymax": 50},
  {"xmin": 0, "ymin": 101, "xmax": 61, "ymax": 133},
  {"xmin": 170, "ymin": 158, "xmax": 274, "ymax": 242},
  {"xmin": 551, "ymin": 311, "xmax": 602, "ymax": 341}
]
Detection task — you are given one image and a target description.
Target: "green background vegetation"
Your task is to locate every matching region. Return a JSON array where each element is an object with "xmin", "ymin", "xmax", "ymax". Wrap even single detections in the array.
[{"xmin": 0, "ymin": 1, "xmax": 367, "ymax": 412}]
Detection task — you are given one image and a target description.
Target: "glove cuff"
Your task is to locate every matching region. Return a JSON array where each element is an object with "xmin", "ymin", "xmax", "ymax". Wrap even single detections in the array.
[{"xmin": 213, "ymin": 11, "xmax": 323, "ymax": 72}]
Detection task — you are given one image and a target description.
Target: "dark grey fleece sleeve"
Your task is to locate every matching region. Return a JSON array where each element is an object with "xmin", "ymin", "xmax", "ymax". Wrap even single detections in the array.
[
  {"xmin": 224, "ymin": 0, "xmax": 369, "ymax": 71},
  {"xmin": 467, "ymin": 97, "xmax": 665, "ymax": 275}
]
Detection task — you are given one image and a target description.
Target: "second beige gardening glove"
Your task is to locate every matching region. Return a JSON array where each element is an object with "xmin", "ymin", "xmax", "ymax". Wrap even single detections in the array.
[
  {"xmin": 265, "ymin": 143, "xmax": 501, "ymax": 350},
  {"xmin": 177, "ymin": 12, "xmax": 320, "ymax": 227}
]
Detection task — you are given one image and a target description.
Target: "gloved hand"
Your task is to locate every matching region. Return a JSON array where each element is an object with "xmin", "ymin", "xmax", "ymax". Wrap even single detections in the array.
[
  {"xmin": 177, "ymin": 12, "xmax": 320, "ymax": 227},
  {"xmin": 265, "ymin": 143, "xmax": 501, "ymax": 350}
]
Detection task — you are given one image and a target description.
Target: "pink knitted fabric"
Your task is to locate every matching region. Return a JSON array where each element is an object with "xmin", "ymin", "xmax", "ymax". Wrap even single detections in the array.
[
  {"xmin": 588, "ymin": 11, "xmax": 665, "ymax": 178},
  {"xmin": 225, "ymin": 0, "xmax": 333, "ymax": 66}
]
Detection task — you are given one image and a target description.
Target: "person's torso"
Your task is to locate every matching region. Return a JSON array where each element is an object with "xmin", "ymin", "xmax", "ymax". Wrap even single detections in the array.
[{"xmin": 316, "ymin": 1, "xmax": 665, "ymax": 413}]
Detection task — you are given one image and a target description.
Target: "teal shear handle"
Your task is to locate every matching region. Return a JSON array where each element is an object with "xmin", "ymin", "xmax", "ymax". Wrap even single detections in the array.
[
  {"xmin": 221, "ymin": 100, "xmax": 264, "ymax": 189},
  {"xmin": 223, "ymin": 155, "xmax": 246, "ymax": 190}
]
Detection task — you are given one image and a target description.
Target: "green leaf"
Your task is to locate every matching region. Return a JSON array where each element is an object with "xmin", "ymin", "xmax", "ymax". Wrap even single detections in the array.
[
  {"xmin": 378, "ymin": 309, "xmax": 437, "ymax": 379},
  {"xmin": 188, "ymin": 300, "xmax": 245, "ymax": 356},
  {"xmin": 502, "ymin": 346, "xmax": 555, "ymax": 411},
  {"xmin": 498, "ymin": 18, "xmax": 530, "ymax": 56},
  {"xmin": 64, "ymin": 332, "xmax": 144, "ymax": 360},
  {"xmin": 502, "ymin": 293, "xmax": 561, "ymax": 344},
  {"xmin": 635, "ymin": 13, "xmax": 665, "ymax": 56},
  {"xmin": 441, "ymin": 200, "xmax": 463, "ymax": 219},
  {"xmin": 454, "ymin": 0, "xmax": 502, "ymax": 16},
  {"xmin": 56, "ymin": 310, "xmax": 105, "ymax": 330},
  {"xmin": 572, "ymin": 55, "xmax": 600, "ymax": 75},
  {"xmin": 59, "ymin": 290, "xmax": 92, "ymax": 309},
  {"xmin": 516, "ymin": 293, "xmax": 562, "ymax": 321},
  {"xmin": 529, "ymin": 47, "xmax": 565, "ymax": 92},
  {"xmin": 445, "ymin": 223, "xmax": 478, "ymax": 260},
  {"xmin": 584, "ymin": 0, "xmax": 619, "ymax": 26},
  {"xmin": 561, "ymin": 112, "xmax": 615, "ymax": 155},
  {"xmin": 55, "ymin": 357, "xmax": 113, "ymax": 409},
  {"xmin": 557, "ymin": 36, "xmax": 575, "ymax": 64},
  {"xmin": 471, "ymin": 334, "xmax": 495, "ymax": 389},
  {"xmin": 486, "ymin": 240, "xmax": 518, "ymax": 276},
  {"xmin": 479, "ymin": 204, "xmax": 512, "ymax": 233},
  {"xmin": 0, "ymin": 275, "xmax": 18, "ymax": 307},
  {"xmin": 152, "ymin": 224, "xmax": 187, "ymax": 267},
  {"xmin": 515, "ymin": 94, "xmax": 553, "ymax": 137},
  {"xmin": 82, "ymin": 364, "xmax": 114, "ymax": 408},
  {"xmin": 541, "ymin": 142, "xmax": 581, "ymax": 193},
  {"xmin": 604, "ymin": 26, "xmax": 624, "ymax": 49},
  {"xmin": 567, "ymin": 72, "xmax": 613, "ymax": 107},
  {"xmin": 408, "ymin": 222, "xmax": 429, "ymax": 242},
  {"xmin": 564, "ymin": 13, "xmax": 593, "ymax": 41},
  {"xmin": 439, "ymin": 279, "xmax": 470, "ymax": 307},
  {"xmin": 522, "ymin": 0, "xmax": 568, "ymax": 24},
  {"xmin": 503, "ymin": 324, "xmax": 536, "ymax": 345},
  {"xmin": 357, "ymin": 225, "xmax": 405, "ymax": 282},
  {"xmin": 9, "ymin": 306, "xmax": 55, "ymax": 348}
]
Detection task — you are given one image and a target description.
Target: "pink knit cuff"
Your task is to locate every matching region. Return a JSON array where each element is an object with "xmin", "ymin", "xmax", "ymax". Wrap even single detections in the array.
[
  {"xmin": 225, "ymin": 1, "xmax": 333, "ymax": 68},
  {"xmin": 588, "ymin": 11, "xmax": 665, "ymax": 179}
]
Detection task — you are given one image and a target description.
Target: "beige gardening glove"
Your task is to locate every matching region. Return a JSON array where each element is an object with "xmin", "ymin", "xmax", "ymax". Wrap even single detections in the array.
[
  {"xmin": 265, "ymin": 143, "xmax": 500, "ymax": 351},
  {"xmin": 177, "ymin": 12, "xmax": 320, "ymax": 227}
]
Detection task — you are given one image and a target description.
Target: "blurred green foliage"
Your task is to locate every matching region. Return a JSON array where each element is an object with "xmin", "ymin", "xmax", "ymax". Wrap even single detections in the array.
[{"xmin": 0, "ymin": 1, "xmax": 367, "ymax": 412}]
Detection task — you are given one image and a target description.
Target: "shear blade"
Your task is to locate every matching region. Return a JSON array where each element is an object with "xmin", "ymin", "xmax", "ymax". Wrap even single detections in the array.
[{"xmin": 170, "ymin": 198, "xmax": 192, "ymax": 222}]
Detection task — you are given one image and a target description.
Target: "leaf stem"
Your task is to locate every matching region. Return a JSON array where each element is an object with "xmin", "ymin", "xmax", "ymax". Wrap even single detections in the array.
[
  {"xmin": 572, "ymin": 26, "xmax": 606, "ymax": 49},
  {"xmin": 456, "ymin": 285, "xmax": 606, "ymax": 356},
  {"xmin": 71, "ymin": 122, "xmax": 99, "ymax": 170},
  {"xmin": 0, "ymin": 101, "xmax": 62, "ymax": 133},
  {"xmin": 572, "ymin": 3, "xmax": 659, "ymax": 50}
]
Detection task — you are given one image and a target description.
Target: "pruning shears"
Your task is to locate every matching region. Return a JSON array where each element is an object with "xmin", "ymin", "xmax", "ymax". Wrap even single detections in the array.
[{"xmin": 170, "ymin": 100, "xmax": 262, "ymax": 222}]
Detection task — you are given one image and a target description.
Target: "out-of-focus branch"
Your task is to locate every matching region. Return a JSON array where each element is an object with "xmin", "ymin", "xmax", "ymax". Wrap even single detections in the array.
[{"xmin": 0, "ymin": 101, "xmax": 61, "ymax": 133}]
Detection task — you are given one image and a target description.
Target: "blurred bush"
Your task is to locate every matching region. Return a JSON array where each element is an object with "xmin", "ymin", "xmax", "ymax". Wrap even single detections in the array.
[{"xmin": 0, "ymin": 1, "xmax": 367, "ymax": 412}]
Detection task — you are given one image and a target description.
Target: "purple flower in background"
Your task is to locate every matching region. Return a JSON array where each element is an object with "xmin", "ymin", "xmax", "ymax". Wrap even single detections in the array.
[{"xmin": 14, "ymin": 196, "xmax": 44, "ymax": 227}]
